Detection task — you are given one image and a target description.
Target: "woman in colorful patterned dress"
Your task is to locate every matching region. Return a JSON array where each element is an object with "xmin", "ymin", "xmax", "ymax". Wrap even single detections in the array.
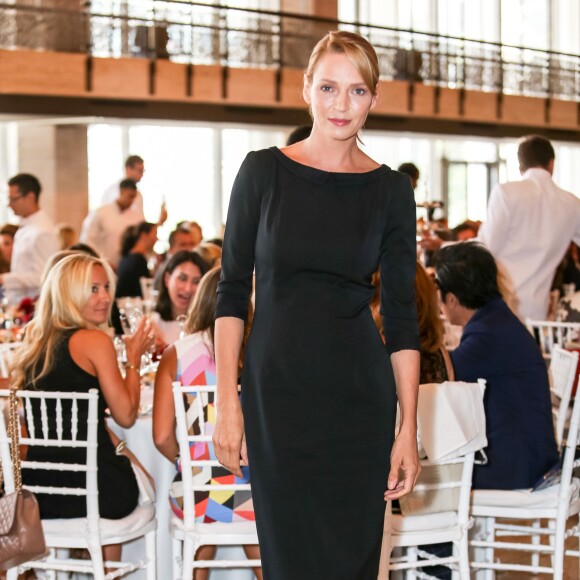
[{"xmin": 153, "ymin": 267, "xmax": 261, "ymax": 580}]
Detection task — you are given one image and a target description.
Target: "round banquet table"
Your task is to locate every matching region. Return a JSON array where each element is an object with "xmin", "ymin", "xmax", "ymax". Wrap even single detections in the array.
[{"xmin": 107, "ymin": 387, "xmax": 255, "ymax": 579}]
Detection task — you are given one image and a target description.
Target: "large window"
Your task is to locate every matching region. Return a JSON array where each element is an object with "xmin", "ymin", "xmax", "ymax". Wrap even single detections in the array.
[
  {"xmin": 339, "ymin": 0, "xmax": 579, "ymax": 54},
  {"xmin": 86, "ymin": 123, "xmax": 580, "ymax": 240},
  {"xmin": 87, "ymin": 122, "xmax": 285, "ymax": 247}
]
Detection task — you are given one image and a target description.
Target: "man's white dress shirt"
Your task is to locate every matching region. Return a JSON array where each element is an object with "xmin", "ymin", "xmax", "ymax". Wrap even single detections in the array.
[
  {"xmin": 80, "ymin": 202, "xmax": 142, "ymax": 266},
  {"xmin": 3, "ymin": 209, "xmax": 59, "ymax": 305},
  {"xmin": 478, "ymin": 168, "xmax": 580, "ymax": 320},
  {"xmin": 101, "ymin": 182, "xmax": 145, "ymax": 219}
]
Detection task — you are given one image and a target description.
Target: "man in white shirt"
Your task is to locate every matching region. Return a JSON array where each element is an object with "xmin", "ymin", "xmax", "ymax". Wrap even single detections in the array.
[
  {"xmin": 478, "ymin": 135, "xmax": 580, "ymax": 320},
  {"xmin": 80, "ymin": 179, "xmax": 142, "ymax": 267},
  {"xmin": 101, "ymin": 155, "xmax": 146, "ymax": 218},
  {"xmin": 101, "ymin": 155, "xmax": 167, "ymax": 227},
  {"xmin": 0, "ymin": 174, "xmax": 59, "ymax": 305}
]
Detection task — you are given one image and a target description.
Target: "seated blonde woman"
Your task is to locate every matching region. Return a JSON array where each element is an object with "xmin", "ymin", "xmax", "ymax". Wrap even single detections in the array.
[
  {"xmin": 153, "ymin": 267, "xmax": 261, "ymax": 580},
  {"xmin": 14, "ymin": 253, "xmax": 154, "ymax": 563}
]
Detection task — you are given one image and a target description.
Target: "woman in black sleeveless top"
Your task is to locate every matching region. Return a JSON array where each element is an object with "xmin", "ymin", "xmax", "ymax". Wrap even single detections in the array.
[{"xmin": 13, "ymin": 253, "xmax": 154, "ymax": 559}]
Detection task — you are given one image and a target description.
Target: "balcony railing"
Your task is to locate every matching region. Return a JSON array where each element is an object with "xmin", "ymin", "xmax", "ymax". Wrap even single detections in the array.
[{"xmin": 0, "ymin": 0, "xmax": 578, "ymax": 101}]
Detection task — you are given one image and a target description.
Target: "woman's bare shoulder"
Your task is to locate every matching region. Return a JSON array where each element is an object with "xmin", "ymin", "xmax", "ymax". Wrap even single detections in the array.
[{"xmin": 70, "ymin": 328, "xmax": 114, "ymax": 348}]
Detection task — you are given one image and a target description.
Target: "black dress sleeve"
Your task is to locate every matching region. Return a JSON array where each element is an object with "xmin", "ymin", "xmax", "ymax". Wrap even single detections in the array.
[
  {"xmin": 215, "ymin": 151, "xmax": 268, "ymax": 322},
  {"xmin": 116, "ymin": 254, "xmax": 150, "ymax": 298},
  {"xmin": 380, "ymin": 171, "xmax": 420, "ymax": 355}
]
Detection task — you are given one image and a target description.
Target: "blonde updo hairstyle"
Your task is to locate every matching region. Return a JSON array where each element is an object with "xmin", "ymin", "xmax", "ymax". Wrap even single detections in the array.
[
  {"xmin": 305, "ymin": 30, "xmax": 380, "ymax": 95},
  {"xmin": 11, "ymin": 253, "xmax": 116, "ymax": 390}
]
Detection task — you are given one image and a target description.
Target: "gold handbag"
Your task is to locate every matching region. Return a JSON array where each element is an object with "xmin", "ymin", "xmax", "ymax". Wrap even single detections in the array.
[{"xmin": 0, "ymin": 387, "xmax": 47, "ymax": 570}]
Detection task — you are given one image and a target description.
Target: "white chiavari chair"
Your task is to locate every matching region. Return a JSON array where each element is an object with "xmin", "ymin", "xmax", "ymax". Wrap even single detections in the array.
[
  {"xmin": 0, "ymin": 388, "xmax": 157, "ymax": 580},
  {"xmin": 171, "ymin": 383, "xmax": 260, "ymax": 580}
]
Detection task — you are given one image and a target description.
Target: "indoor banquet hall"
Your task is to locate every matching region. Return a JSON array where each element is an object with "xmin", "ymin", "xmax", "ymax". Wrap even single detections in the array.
[{"xmin": 0, "ymin": 0, "xmax": 579, "ymax": 579}]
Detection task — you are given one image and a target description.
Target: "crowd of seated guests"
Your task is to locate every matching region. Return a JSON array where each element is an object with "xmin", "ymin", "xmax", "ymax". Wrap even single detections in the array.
[
  {"xmin": 372, "ymin": 241, "xmax": 557, "ymax": 495},
  {"xmin": 0, "ymin": 152, "xmax": 565, "ymax": 576},
  {"xmin": 2, "ymin": 204, "xmax": 222, "ymax": 563}
]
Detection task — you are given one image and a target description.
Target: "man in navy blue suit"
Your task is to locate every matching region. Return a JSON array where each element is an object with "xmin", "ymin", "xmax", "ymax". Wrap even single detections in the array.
[{"xmin": 434, "ymin": 242, "xmax": 558, "ymax": 490}]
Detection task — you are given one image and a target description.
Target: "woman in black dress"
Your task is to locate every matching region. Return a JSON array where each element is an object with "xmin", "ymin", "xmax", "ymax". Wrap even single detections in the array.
[
  {"xmin": 116, "ymin": 221, "xmax": 157, "ymax": 298},
  {"xmin": 14, "ymin": 253, "xmax": 155, "ymax": 563},
  {"xmin": 213, "ymin": 31, "xmax": 421, "ymax": 579}
]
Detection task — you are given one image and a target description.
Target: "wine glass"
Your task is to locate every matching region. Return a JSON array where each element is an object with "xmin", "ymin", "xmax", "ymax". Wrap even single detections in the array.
[
  {"xmin": 119, "ymin": 307, "xmax": 143, "ymax": 335},
  {"xmin": 119, "ymin": 307, "xmax": 154, "ymax": 373},
  {"xmin": 176, "ymin": 314, "xmax": 187, "ymax": 340}
]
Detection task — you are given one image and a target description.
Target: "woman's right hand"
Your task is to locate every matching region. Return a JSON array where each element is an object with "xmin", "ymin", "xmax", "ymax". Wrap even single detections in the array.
[
  {"xmin": 124, "ymin": 317, "xmax": 155, "ymax": 365},
  {"xmin": 213, "ymin": 399, "xmax": 247, "ymax": 478}
]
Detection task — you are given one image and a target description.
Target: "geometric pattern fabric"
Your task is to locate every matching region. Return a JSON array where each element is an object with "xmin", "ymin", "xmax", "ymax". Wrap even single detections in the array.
[{"xmin": 169, "ymin": 331, "xmax": 255, "ymax": 523}]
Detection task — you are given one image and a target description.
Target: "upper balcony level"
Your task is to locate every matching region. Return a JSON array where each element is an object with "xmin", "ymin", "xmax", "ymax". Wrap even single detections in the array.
[{"xmin": 0, "ymin": 0, "xmax": 578, "ymax": 137}]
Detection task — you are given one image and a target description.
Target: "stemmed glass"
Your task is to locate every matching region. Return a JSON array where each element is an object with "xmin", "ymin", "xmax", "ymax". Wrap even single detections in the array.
[
  {"xmin": 176, "ymin": 314, "xmax": 187, "ymax": 340},
  {"xmin": 119, "ymin": 307, "xmax": 155, "ymax": 374}
]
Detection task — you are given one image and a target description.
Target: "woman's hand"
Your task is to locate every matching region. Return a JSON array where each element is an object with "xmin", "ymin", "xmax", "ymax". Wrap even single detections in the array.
[
  {"xmin": 384, "ymin": 429, "xmax": 421, "ymax": 501},
  {"xmin": 213, "ymin": 399, "xmax": 247, "ymax": 478},
  {"xmin": 124, "ymin": 317, "xmax": 155, "ymax": 365}
]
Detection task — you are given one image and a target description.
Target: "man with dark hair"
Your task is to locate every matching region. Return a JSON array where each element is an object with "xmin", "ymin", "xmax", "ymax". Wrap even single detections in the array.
[
  {"xmin": 153, "ymin": 225, "xmax": 196, "ymax": 287},
  {"xmin": 101, "ymin": 156, "xmax": 146, "ymax": 216},
  {"xmin": 0, "ymin": 173, "xmax": 59, "ymax": 304},
  {"xmin": 101, "ymin": 155, "xmax": 167, "ymax": 225},
  {"xmin": 434, "ymin": 242, "xmax": 558, "ymax": 490},
  {"xmin": 80, "ymin": 179, "xmax": 141, "ymax": 267},
  {"xmin": 478, "ymin": 134, "xmax": 580, "ymax": 320},
  {"xmin": 397, "ymin": 162, "xmax": 420, "ymax": 190}
]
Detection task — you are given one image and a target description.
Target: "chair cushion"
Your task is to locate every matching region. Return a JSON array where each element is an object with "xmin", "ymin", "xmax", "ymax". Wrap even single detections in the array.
[
  {"xmin": 43, "ymin": 503, "xmax": 155, "ymax": 540},
  {"xmin": 472, "ymin": 478, "xmax": 580, "ymax": 509},
  {"xmin": 171, "ymin": 515, "xmax": 257, "ymax": 535},
  {"xmin": 392, "ymin": 511, "xmax": 457, "ymax": 533}
]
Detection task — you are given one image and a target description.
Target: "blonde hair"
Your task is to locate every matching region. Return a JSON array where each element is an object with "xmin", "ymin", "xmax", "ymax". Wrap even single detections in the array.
[
  {"xmin": 11, "ymin": 254, "xmax": 116, "ymax": 390},
  {"xmin": 40, "ymin": 250, "xmax": 78, "ymax": 284},
  {"xmin": 415, "ymin": 261, "xmax": 444, "ymax": 354},
  {"xmin": 194, "ymin": 242, "xmax": 222, "ymax": 268},
  {"xmin": 306, "ymin": 30, "xmax": 380, "ymax": 94}
]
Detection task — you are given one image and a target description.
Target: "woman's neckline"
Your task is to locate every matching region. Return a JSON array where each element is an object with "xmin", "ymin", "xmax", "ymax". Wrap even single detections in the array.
[{"xmin": 271, "ymin": 146, "xmax": 386, "ymax": 177}]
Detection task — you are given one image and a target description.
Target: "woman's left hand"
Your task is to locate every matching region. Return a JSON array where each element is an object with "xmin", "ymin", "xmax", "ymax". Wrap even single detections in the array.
[{"xmin": 384, "ymin": 429, "xmax": 421, "ymax": 501}]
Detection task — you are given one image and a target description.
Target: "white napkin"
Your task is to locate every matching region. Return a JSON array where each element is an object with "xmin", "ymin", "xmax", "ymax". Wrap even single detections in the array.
[{"xmin": 417, "ymin": 380, "xmax": 487, "ymax": 462}]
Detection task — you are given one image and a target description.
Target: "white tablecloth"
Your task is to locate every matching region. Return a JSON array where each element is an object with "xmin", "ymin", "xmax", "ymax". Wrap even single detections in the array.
[{"xmin": 108, "ymin": 388, "xmax": 255, "ymax": 579}]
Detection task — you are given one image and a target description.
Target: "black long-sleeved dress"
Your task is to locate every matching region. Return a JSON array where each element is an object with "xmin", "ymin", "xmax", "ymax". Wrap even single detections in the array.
[{"xmin": 216, "ymin": 147, "xmax": 419, "ymax": 579}]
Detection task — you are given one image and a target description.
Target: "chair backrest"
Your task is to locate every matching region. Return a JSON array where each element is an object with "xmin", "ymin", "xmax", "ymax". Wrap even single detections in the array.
[
  {"xmin": 399, "ymin": 380, "xmax": 486, "ymax": 521},
  {"xmin": 416, "ymin": 379, "xmax": 487, "ymax": 462},
  {"xmin": 0, "ymin": 343, "xmax": 21, "ymax": 379},
  {"xmin": 399, "ymin": 452, "xmax": 476, "ymax": 527},
  {"xmin": 549, "ymin": 346, "xmax": 579, "ymax": 445},
  {"xmin": 556, "ymin": 374, "xmax": 580, "ymax": 522},
  {"xmin": 0, "ymin": 389, "xmax": 100, "ymax": 527},
  {"xmin": 172, "ymin": 383, "xmax": 253, "ymax": 529},
  {"xmin": 525, "ymin": 319, "xmax": 580, "ymax": 361}
]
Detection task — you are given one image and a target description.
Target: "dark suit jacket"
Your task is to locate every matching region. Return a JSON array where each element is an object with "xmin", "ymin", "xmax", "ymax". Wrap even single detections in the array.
[{"xmin": 451, "ymin": 297, "xmax": 558, "ymax": 490}]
